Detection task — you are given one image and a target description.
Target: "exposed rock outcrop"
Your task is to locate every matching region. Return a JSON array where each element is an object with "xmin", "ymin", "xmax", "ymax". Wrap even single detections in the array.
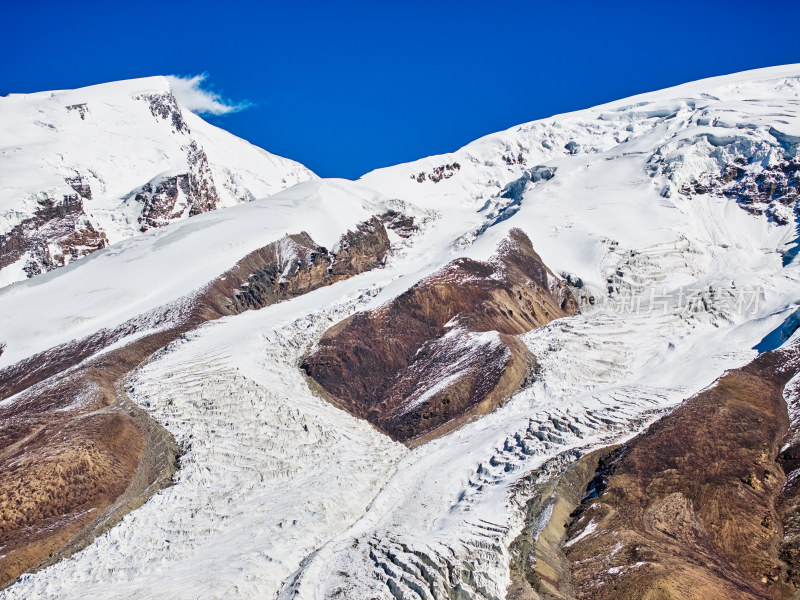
[
  {"xmin": 137, "ymin": 91, "xmax": 189, "ymax": 134},
  {"xmin": 410, "ymin": 162, "xmax": 461, "ymax": 183},
  {"xmin": 0, "ymin": 192, "xmax": 107, "ymax": 277},
  {"xmin": 509, "ymin": 341, "xmax": 800, "ymax": 600},
  {"xmin": 302, "ymin": 228, "xmax": 577, "ymax": 443},
  {"xmin": 382, "ymin": 209, "xmax": 418, "ymax": 238},
  {"xmin": 136, "ymin": 142, "xmax": 220, "ymax": 231},
  {"xmin": 681, "ymin": 157, "xmax": 800, "ymax": 225},
  {"xmin": 65, "ymin": 103, "xmax": 88, "ymax": 119},
  {"xmin": 197, "ymin": 215, "xmax": 394, "ymax": 317}
]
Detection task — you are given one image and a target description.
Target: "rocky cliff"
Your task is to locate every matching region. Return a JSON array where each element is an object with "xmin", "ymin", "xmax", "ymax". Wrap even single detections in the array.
[{"xmin": 302, "ymin": 228, "xmax": 577, "ymax": 442}]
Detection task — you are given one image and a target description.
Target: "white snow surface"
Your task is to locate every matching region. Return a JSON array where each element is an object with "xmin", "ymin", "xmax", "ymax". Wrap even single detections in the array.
[{"xmin": 4, "ymin": 64, "xmax": 800, "ymax": 599}]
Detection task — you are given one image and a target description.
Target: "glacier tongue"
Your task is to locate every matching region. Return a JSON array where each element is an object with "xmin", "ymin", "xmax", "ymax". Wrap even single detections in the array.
[{"xmin": 1, "ymin": 286, "xmax": 406, "ymax": 600}]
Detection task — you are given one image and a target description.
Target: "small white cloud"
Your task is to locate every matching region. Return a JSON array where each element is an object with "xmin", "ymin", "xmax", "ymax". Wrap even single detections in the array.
[{"xmin": 166, "ymin": 73, "xmax": 250, "ymax": 116}]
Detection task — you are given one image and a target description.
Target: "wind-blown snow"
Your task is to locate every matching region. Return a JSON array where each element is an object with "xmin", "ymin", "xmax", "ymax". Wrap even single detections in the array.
[
  {"xmin": 166, "ymin": 74, "xmax": 249, "ymax": 115},
  {"xmin": 4, "ymin": 64, "xmax": 800, "ymax": 599}
]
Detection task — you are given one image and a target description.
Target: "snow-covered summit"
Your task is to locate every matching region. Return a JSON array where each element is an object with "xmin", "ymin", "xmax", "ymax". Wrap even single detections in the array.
[{"xmin": 0, "ymin": 76, "xmax": 316, "ymax": 285}]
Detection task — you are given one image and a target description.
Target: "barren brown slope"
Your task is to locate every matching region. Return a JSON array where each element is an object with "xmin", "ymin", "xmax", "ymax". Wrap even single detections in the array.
[
  {"xmin": 510, "ymin": 341, "xmax": 800, "ymax": 600},
  {"xmin": 0, "ymin": 212, "xmax": 407, "ymax": 588},
  {"xmin": 302, "ymin": 228, "xmax": 578, "ymax": 443}
]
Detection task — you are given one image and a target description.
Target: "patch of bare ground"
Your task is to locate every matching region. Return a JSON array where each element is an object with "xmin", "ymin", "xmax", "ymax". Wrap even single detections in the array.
[
  {"xmin": 0, "ymin": 325, "xmax": 188, "ymax": 588},
  {"xmin": 508, "ymin": 447, "xmax": 618, "ymax": 600},
  {"xmin": 0, "ymin": 213, "xmax": 403, "ymax": 587},
  {"xmin": 509, "ymin": 342, "xmax": 800, "ymax": 600},
  {"xmin": 302, "ymin": 228, "xmax": 578, "ymax": 443}
]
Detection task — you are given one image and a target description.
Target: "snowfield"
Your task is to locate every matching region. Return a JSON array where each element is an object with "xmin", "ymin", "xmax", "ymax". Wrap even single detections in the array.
[{"xmin": 3, "ymin": 64, "xmax": 800, "ymax": 598}]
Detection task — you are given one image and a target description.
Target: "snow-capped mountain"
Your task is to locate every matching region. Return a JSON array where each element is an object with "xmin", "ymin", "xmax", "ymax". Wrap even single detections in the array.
[
  {"xmin": 0, "ymin": 76, "xmax": 316, "ymax": 285},
  {"xmin": 1, "ymin": 65, "xmax": 800, "ymax": 599}
]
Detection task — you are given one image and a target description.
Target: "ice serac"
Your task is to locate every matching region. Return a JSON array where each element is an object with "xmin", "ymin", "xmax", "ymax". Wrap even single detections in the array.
[
  {"xmin": 0, "ymin": 76, "xmax": 316, "ymax": 285},
  {"xmin": 302, "ymin": 228, "xmax": 577, "ymax": 442}
]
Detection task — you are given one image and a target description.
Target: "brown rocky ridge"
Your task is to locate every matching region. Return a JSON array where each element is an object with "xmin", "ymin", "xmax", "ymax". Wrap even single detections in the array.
[
  {"xmin": 509, "ymin": 339, "xmax": 800, "ymax": 600},
  {"xmin": 301, "ymin": 227, "xmax": 578, "ymax": 443},
  {"xmin": 0, "ymin": 211, "xmax": 408, "ymax": 588}
]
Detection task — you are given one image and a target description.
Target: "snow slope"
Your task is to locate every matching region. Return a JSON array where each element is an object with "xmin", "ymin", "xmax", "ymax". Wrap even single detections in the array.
[
  {"xmin": 3, "ymin": 65, "xmax": 800, "ymax": 599},
  {"xmin": 0, "ymin": 179, "xmax": 412, "ymax": 369},
  {"xmin": 0, "ymin": 76, "xmax": 316, "ymax": 283}
]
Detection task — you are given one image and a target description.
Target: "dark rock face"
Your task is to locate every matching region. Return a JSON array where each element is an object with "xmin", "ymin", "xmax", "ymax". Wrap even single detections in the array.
[
  {"xmin": 65, "ymin": 103, "xmax": 88, "ymax": 120},
  {"xmin": 184, "ymin": 141, "xmax": 219, "ymax": 216},
  {"xmin": 137, "ymin": 141, "xmax": 220, "ymax": 231},
  {"xmin": 0, "ymin": 190, "xmax": 107, "ymax": 277},
  {"xmin": 410, "ymin": 162, "xmax": 461, "ymax": 183},
  {"xmin": 302, "ymin": 228, "xmax": 577, "ymax": 443},
  {"xmin": 136, "ymin": 176, "xmax": 189, "ymax": 229},
  {"xmin": 199, "ymin": 215, "xmax": 394, "ymax": 317},
  {"xmin": 137, "ymin": 91, "xmax": 188, "ymax": 134},
  {"xmin": 65, "ymin": 173, "xmax": 92, "ymax": 200},
  {"xmin": 382, "ymin": 210, "xmax": 418, "ymax": 238},
  {"xmin": 513, "ymin": 343, "xmax": 800, "ymax": 600},
  {"xmin": 503, "ymin": 152, "xmax": 527, "ymax": 166}
]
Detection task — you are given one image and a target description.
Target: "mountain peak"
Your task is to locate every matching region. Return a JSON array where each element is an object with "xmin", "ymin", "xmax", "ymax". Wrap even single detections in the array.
[{"xmin": 0, "ymin": 75, "xmax": 315, "ymax": 286}]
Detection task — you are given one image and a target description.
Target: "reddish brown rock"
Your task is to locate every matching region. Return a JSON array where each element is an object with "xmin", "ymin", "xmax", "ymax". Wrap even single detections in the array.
[
  {"xmin": 137, "ymin": 141, "xmax": 220, "ymax": 231},
  {"xmin": 0, "ymin": 192, "xmax": 108, "ymax": 277},
  {"xmin": 509, "ymin": 342, "xmax": 800, "ymax": 600},
  {"xmin": 197, "ymin": 215, "xmax": 394, "ymax": 317},
  {"xmin": 302, "ymin": 228, "xmax": 577, "ymax": 443},
  {"xmin": 680, "ymin": 157, "xmax": 800, "ymax": 225}
]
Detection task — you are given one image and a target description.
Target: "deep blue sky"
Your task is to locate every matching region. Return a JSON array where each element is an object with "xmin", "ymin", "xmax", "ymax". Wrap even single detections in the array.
[{"xmin": 3, "ymin": 1, "xmax": 799, "ymax": 179}]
